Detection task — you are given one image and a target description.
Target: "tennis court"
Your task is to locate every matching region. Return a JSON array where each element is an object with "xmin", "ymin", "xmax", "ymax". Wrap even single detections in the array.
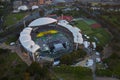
[
  {"xmin": 83, "ymin": 19, "xmax": 97, "ymax": 25},
  {"xmin": 74, "ymin": 19, "xmax": 111, "ymax": 46}
]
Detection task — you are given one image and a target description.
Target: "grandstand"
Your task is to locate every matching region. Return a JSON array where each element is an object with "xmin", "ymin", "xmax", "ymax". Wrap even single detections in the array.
[{"xmin": 19, "ymin": 17, "xmax": 83, "ymax": 62}]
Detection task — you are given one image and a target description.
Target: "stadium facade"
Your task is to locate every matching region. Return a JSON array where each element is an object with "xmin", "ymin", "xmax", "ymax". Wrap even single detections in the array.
[{"xmin": 19, "ymin": 17, "xmax": 83, "ymax": 62}]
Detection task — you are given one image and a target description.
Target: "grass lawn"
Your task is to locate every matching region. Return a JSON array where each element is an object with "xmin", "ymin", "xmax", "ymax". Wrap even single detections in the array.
[
  {"xmin": 4, "ymin": 12, "xmax": 27, "ymax": 26},
  {"xmin": 54, "ymin": 73, "xmax": 92, "ymax": 80},
  {"xmin": 75, "ymin": 19, "xmax": 111, "ymax": 46},
  {"xmin": 5, "ymin": 35, "xmax": 19, "ymax": 45},
  {"xmin": 75, "ymin": 20, "xmax": 93, "ymax": 34},
  {"xmin": 0, "ymin": 48, "xmax": 27, "ymax": 79},
  {"xmin": 53, "ymin": 66, "xmax": 92, "ymax": 80}
]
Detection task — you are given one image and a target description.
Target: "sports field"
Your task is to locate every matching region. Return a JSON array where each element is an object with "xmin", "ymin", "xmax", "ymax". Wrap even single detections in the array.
[
  {"xmin": 32, "ymin": 27, "xmax": 74, "ymax": 59},
  {"xmin": 74, "ymin": 19, "xmax": 111, "ymax": 46},
  {"xmin": 4, "ymin": 13, "xmax": 27, "ymax": 26},
  {"xmin": 36, "ymin": 33, "xmax": 73, "ymax": 58}
]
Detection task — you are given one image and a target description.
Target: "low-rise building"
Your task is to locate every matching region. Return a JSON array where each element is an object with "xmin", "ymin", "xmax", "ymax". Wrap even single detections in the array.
[{"xmin": 13, "ymin": 0, "xmax": 22, "ymax": 10}]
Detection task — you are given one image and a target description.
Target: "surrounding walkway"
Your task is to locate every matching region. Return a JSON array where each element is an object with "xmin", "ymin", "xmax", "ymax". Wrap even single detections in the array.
[{"xmin": 0, "ymin": 43, "xmax": 32, "ymax": 65}]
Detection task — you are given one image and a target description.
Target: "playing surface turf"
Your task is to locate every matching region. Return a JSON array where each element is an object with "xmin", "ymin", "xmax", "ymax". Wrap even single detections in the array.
[{"xmin": 34, "ymin": 31, "xmax": 73, "ymax": 59}]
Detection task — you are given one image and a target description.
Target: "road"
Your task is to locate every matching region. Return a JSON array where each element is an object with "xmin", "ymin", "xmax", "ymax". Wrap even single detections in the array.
[{"xmin": 91, "ymin": 49, "xmax": 97, "ymax": 80}]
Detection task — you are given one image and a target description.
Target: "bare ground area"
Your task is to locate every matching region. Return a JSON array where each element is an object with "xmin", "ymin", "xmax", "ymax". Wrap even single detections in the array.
[{"xmin": 102, "ymin": 44, "xmax": 113, "ymax": 59}]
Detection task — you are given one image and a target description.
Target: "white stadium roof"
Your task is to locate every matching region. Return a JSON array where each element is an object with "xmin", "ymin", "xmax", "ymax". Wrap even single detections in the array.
[
  {"xmin": 19, "ymin": 35, "xmax": 31, "ymax": 42},
  {"xmin": 58, "ymin": 20, "xmax": 83, "ymax": 44},
  {"xmin": 21, "ymin": 27, "xmax": 32, "ymax": 33},
  {"xmin": 28, "ymin": 17, "xmax": 57, "ymax": 27},
  {"xmin": 19, "ymin": 27, "xmax": 40, "ymax": 53},
  {"xmin": 22, "ymin": 41, "xmax": 35, "ymax": 49}
]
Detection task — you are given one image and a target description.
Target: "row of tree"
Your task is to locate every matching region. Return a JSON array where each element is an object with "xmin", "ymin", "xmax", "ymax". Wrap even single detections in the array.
[{"xmin": 53, "ymin": 65, "xmax": 92, "ymax": 79}]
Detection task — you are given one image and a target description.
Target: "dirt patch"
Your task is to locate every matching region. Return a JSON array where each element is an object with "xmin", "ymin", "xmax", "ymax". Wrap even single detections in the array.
[{"xmin": 102, "ymin": 44, "xmax": 113, "ymax": 59}]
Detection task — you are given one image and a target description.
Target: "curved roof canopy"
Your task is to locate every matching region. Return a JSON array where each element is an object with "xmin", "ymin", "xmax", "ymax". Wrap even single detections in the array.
[
  {"xmin": 28, "ymin": 17, "xmax": 57, "ymax": 27},
  {"xmin": 19, "ymin": 27, "xmax": 40, "ymax": 53},
  {"xmin": 19, "ymin": 35, "xmax": 31, "ymax": 42},
  {"xmin": 22, "ymin": 41, "xmax": 35, "ymax": 49},
  {"xmin": 58, "ymin": 20, "xmax": 83, "ymax": 44}
]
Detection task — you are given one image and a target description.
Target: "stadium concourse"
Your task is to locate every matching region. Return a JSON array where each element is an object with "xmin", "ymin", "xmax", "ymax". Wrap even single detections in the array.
[{"xmin": 19, "ymin": 17, "xmax": 83, "ymax": 62}]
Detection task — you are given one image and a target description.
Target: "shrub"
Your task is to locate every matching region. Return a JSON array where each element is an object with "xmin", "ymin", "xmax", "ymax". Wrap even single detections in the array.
[
  {"xmin": 97, "ymin": 53, "xmax": 120, "ymax": 79},
  {"xmin": 54, "ymin": 65, "xmax": 92, "ymax": 77},
  {"xmin": 96, "ymin": 69, "xmax": 112, "ymax": 77},
  {"xmin": 27, "ymin": 62, "xmax": 51, "ymax": 80},
  {"xmin": 60, "ymin": 49, "xmax": 87, "ymax": 65}
]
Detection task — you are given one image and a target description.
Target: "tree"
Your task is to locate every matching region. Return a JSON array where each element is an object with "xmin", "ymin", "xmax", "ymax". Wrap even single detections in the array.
[
  {"xmin": 60, "ymin": 49, "xmax": 87, "ymax": 65},
  {"xmin": 39, "ymin": 9, "xmax": 45, "ymax": 17},
  {"xmin": 26, "ymin": 62, "xmax": 51, "ymax": 80}
]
